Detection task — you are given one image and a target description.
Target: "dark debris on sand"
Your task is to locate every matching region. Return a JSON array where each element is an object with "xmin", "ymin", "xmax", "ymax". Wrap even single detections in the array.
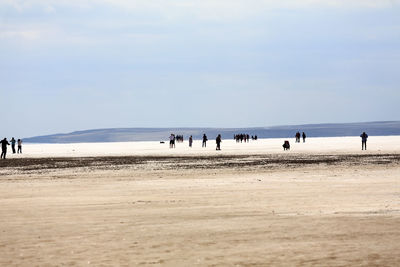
[{"xmin": 1, "ymin": 154, "xmax": 400, "ymax": 176}]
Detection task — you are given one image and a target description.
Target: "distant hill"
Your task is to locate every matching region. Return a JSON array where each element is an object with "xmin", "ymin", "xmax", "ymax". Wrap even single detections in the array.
[{"xmin": 24, "ymin": 121, "xmax": 400, "ymax": 143}]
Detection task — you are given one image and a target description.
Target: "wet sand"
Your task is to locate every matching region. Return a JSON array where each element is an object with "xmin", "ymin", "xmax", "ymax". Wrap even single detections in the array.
[{"xmin": 1, "ymin": 151, "xmax": 399, "ymax": 266}]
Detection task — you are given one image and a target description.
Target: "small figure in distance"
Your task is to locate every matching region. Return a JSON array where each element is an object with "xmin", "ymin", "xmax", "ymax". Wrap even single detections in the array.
[
  {"xmin": 302, "ymin": 132, "xmax": 306, "ymax": 143},
  {"xmin": 1, "ymin": 138, "xmax": 10, "ymax": 159},
  {"xmin": 189, "ymin": 135, "xmax": 193, "ymax": 148},
  {"xmin": 360, "ymin": 132, "xmax": 368, "ymax": 150},
  {"xmin": 216, "ymin": 134, "xmax": 222, "ymax": 150},
  {"xmin": 10, "ymin": 137, "xmax": 16, "ymax": 154},
  {"xmin": 283, "ymin": 140, "xmax": 290, "ymax": 151},
  {"xmin": 295, "ymin": 131, "xmax": 301, "ymax": 143},
  {"xmin": 17, "ymin": 139, "xmax": 22, "ymax": 154},
  {"xmin": 202, "ymin": 134, "xmax": 208, "ymax": 147},
  {"xmin": 169, "ymin": 133, "xmax": 175, "ymax": 148}
]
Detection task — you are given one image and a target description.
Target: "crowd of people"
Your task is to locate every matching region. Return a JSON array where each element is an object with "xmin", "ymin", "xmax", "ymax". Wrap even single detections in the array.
[
  {"xmin": 234, "ymin": 134, "xmax": 257, "ymax": 143},
  {"xmin": 1, "ymin": 137, "xmax": 23, "ymax": 159},
  {"xmin": 0, "ymin": 131, "xmax": 371, "ymax": 160},
  {"xmin": 175, "ymin": 135, "xmax": 184, "ymax": 143},
  {"xmin": 169, "ymin": 132, "xmax": 261, "ymax": 150},
  {"xmin": 169, "ymin": 131, "xmax": 370, "ymax": 152}
]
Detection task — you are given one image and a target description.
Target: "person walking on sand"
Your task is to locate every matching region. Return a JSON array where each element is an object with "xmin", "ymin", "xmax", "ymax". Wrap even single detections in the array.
[
  {"xmin": 189, "ymin": 135, "xmax": 193, "ymax": 148},
  {"xmin": 360, "ymin": 132, "xmax": 368, "ymax": 150},
  {"xmin": 17, "ymin": 139, "xmax": 22, "ymax": 154},
  {"xmin": 216, "ymin": 134, "xmax": 222, "ymax": 150},
  {"xmin": 302, "ymin": 132, "xmax": 306, "ymax": 143},
  {"xmin": 202, "ymin": 134, "xmax": 208, "ymax": 147},
  {"xmin": 10, "ymin": 137, "xmax": 16, "ymax": 154},
  {"xmin": 1, "ymin": 138, "xmax": 10, "ymax": 159}
]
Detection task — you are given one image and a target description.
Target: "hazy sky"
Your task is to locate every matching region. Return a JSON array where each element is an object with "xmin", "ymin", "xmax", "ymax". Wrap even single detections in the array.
[{"xmin": 1, "ymin": 0, "xmax": 400, "ymax": 138}]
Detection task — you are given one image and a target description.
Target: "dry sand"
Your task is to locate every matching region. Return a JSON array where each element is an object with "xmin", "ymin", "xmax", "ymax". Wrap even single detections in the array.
[{"xmin": 1, "ymin": 137, "xmax": 400, "ymax": 266}]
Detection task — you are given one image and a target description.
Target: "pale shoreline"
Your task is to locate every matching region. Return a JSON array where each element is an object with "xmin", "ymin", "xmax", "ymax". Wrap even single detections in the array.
[{"xmin": 9, "ymin": 135, "xmax": 400, "ymax": 158}]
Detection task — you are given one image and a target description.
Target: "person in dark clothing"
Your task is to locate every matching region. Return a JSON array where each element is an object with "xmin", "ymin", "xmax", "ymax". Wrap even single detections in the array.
[
  {"xmin": 302, "ymin": 132, "xmax": 306, "ymax": 143},
  {"xmin": 283, "ymin": 140, "xmax": 290, "ymax": 151},
  {"xmin": 295, "ymin": 132, "xmax": 301, "ymax": 143},
  {"xmin": 360, "ymin": 132, "xmax": 368, "ymax": 150},
  {"xmin": 216, "ymin": 134, "xmax": 222, "ymax": 150},
  {"xmin": 17, "ymin": 139, "xmax": 22, "ymax": 154},
  {"xmin": 202, "ymin": 134, "xmax": 208, "ymax": 147},
  {"xmin": 1, "ymin": 138, "xmax": 10, "ymax": 159},
  {"xmin": 10, "ymin": 137, "xmax": 16, "ymax": 154},
  {"xmin": 189, "ymin": 135, "xmax": 193, "ymax": 148}
]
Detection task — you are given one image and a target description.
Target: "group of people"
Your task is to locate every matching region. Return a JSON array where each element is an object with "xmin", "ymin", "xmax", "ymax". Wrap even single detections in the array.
[
  {"xmin": 295, "ymin": 131, "xmax": 306, "ymax": 143},
  {"xmin": 283, "ymin": 131, "xmax": 307, "ymax": 151},
  {"xmin": 169, "ymin": 133, "xmax": 223, "ymax": 150},
  {"xmin": 1, "ymin": 131, "xmax": 372, "ymax": 159},
  {"xmin": 234, "ymin": 134, "xmax": 252, "ymax": 143},
  {"xmin": 175, "ymin": 135, "xmax": 184, "ymax": 143},
  {"xmin": 1, "ymin": 137, "xmax": 23, "ymax": 159},
  {"xmin": 170, "ymin": 131, "xmax": 370, "ymax": 152},
  {"xmin": 283, "ymin": 132, "xmax": 369, "ymax": 151}
]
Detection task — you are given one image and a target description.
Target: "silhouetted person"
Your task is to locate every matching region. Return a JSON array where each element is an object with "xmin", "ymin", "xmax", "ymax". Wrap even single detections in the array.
[
  {"xmin": 295, "ymin": 132, "xmax": 301, "ymax": 143},
  {"xmin": 360, "ymin": 132, "xmax": 368, "ymax": 150},
  {"xmin": 189, "ymin": 135, "xmax": 193, "ymax": 147},
  {"xmin": 283, "ymin": 140, "xmax": 290, "ymax": 151},
  {"xmin": 169, "ymin": 134, "xmax": 175, "ymax": 148},
  {"xmin": 302, "ymin": 132, "xmax": 306, "ymax": 143},
  {"xmin": 1, "ymin": 138, "xmax": 10, "ymax": 159},
  {"xmin": 202, "ymin": 134, "xmax": 208, "ymax": 147},
  {"xmin": 17, "ymin": 139, "xmax": 22, "ymax": 154},
  {"xmin": 216, "ymin": 134, "xmax": 222, "ymax": 150},
  {"xmin": 10, "ymin": 137, "xmax": 16, "ymax": 154}
]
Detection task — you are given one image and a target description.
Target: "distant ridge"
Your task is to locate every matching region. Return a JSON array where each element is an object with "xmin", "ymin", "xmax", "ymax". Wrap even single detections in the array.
[{"xmin": 24, "ymin": 121, "xmax": 400, "ymax": 143}]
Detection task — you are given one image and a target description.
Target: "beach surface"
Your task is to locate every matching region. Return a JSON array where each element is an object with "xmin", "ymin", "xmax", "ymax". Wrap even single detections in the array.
[{"xmin": 1, "ymin": 136, "xmax": 399, "ymax": 266}]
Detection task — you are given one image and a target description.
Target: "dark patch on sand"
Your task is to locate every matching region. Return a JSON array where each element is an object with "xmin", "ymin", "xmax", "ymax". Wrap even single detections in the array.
[{"xmin": 1, "ymin": 154, "xmax": 400, "ymax": 176}]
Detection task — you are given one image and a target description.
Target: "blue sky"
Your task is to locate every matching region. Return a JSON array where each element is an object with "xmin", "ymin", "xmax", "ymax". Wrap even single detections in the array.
[{"xmin": 1, "ymin": 0, "xmax": 400, "ymax": 138}]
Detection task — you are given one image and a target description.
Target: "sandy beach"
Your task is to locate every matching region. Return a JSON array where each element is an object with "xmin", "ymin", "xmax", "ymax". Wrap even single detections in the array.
[{"xmin": 1, "ymin": 136, "xmax": 400, "ymax": 266}]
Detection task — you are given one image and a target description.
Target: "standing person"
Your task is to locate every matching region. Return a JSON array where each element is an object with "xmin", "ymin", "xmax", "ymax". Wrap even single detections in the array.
[
  {"xmin": 360, "ymin": 132, "xmax": 368, "ymax": 150},
  {"xmin": 302, "ymin": 132, "xmax": 306, "ymax": 143},
  {"xmin": 189, "ymin": 135, "xmax": 193, "ymax": 148},
  {"xmin": 10, "ymin": 137, "xmax": 16, "ymax": 154},
  {"xmin": 169, "ymin": 134, "xmax": 175, "ymax": 148},
  {"xmin": 216, "ymin": 134, "xmax": 222, "ymax": 150},
  {"xmin": 1, "ymin": 138, "xmax": 10, "ymax": 159},
  {"xmin": 202, "ymin": 134, "xmax": 208, "ymax": 147},
  {"xmin": 17, "ymin": 139, "xmax": 22, "ymax": 154}
]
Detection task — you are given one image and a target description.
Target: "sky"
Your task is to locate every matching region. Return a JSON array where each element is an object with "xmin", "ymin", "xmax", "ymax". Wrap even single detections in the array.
[{"xmin": 1, "ymin": 0, "xmax": 400, "ymax": 138}]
